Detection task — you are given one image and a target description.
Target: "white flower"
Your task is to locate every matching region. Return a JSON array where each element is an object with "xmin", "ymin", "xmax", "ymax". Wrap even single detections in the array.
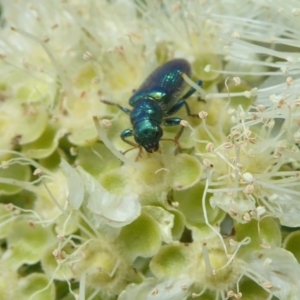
[
  {"xmin": 1, "ymin": 0, "xmax": 300, "ymax": 299},
  {"xmin": 60, "ymin": 159, "xmax": 141, "ymax": 227},
  {"xmin": 78, "ymin": 165, "xmax": 141, "ymax": 228},
  {"xmin": 247, "ymin": 248, "xmax": 300, "ymax": 299}
]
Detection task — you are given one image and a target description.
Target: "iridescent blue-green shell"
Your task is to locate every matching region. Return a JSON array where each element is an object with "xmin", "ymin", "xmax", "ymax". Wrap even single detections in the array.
[{"xmin": 129, "ymin": 59, "xmax": 191, "ymax": 111}]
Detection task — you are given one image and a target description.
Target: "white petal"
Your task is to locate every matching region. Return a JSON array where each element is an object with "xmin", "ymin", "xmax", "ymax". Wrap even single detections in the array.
[
  {"xmin": 60, "ymin": 159, "xmax": 84, "ymax": 210},
  {"xmin": 78, "ymin": 167, "xmax": 141, "ymax": 227},
  {"xmin": 248, "ymin": 248, "xmax": 300, "ymax": 299},
  {"xmin": 270, "ymin": 192, "xmax": 300, "ymax": 227},
  {"xmin": 118, "ymin": 277, "xmax": 191, "ymax": 300},
  {"xmin": 210, "ymin": 193, "xmax": 255, "ymax": 222}
]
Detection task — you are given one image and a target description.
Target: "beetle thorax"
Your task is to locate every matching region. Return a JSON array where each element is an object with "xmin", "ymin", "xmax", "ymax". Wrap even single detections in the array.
[{"xmin": 130, "ymin": 99, "xmax": 163, "ymax": 126}]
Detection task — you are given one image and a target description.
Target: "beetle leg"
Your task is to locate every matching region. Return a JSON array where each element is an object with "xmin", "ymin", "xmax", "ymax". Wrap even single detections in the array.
[
  {"xmin": 101, "ymin": 99, "xmax": 132, "ymax": 115},
  {"xmin": 182, "ymin": 100, "xmax": 199, "ymax": 118},
  {"xmin": 165, "ymin": 80, "xmax": 203, "ymax": 117},
  {"xmin": 162, "ymin": 118, "xmax": 184, "ymax": 154},
  {"xmin": 181, "ymin": 80, "xmax": 203, "ymax": 99},
  {"xmin": 120, "ymin": 128, "xmax": 138, "ymax": 147},
  {"xmin": 166, "ymin": 99, "xmax": 199, "ymax": 118},
  {"xmin": 120, "ymin": 128, "xmax": 144, "ymax": 160},
  {"xmin": 163, "ymin": 117, "xmax": 182, "ymax": 126},
  {"xmin": 165, "ymin": 100, "xmax": 186, "ymax": 116}
]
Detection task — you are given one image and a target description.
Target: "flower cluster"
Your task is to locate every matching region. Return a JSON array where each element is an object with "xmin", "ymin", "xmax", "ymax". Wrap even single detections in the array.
[{"xmin": 0, "ymin": 1, "xmax": 300, "ymax": 299}]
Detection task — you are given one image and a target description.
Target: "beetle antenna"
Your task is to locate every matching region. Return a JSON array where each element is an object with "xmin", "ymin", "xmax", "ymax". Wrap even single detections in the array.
[{"xmin": 122, "ymin": 146, "xmax": 143, "ymax": 161}]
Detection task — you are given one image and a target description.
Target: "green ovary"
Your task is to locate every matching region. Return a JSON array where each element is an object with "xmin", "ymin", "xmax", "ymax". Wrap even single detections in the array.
[{"xmin": 195, "ymin": 249, "xmax": 241, "ymax": 291}]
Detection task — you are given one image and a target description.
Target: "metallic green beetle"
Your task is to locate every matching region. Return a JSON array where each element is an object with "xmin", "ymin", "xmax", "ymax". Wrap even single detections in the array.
[{"xmin": 101, "ymin": 58, "xmax": 202, "ymax": 153}]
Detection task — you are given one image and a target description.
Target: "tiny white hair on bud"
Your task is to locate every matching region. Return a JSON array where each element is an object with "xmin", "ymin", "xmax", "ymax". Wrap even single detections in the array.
[
  {"xmin": 239, "ymin": 111, "xmax": 245, "ymax": 119},
  {"xmin": 223, "ymin": 142, "xmax": 233, "ymax": 150},
  {"xmin": 262, "ymin": 282, "xmax": 273, "ymax": 289},
  {"xmin": 58, "ymin": 129, "xmax": 68, "ymax": 138},
  {"xmin": 181, "ymin": 285, "xmax": 188, "ymax": 291},
  {"xmin": 155, "ymin": 168, "xmax": 169, "ymax": 174},
  {"xmin": 33, "ymin": 168, "xmax": 42, "ymax": 176},
  {"xmin": 291, "ymin": 8, "xmax": 300, "ymax": 16},
  {"xmin": 267, "ymin": 119, "xmax": 275, "ymax": 128},
  {"xmin": 236, "ymin": 162, "xmax": 243, "ymax": 169},
  {"xmin": 70, "ymin": 147, "xmax": 77, "ymax": 156},
  {"xmin": 295, "ymin": 99, "xmax": 300, "ymax": 107},
  {"xmin": 263, "ymin": 258, "xmax": 272, "ymax": 268},
  {"xmin": 286, "ymin": 76, "xmax": 294, "ymax": 86},
  {"xmin": 97, "ymin": 265, "xmax": 103, "ymax": 272},
  {"xmin": 52, "ymin": 248, "xmax": 59, "ymax": 257},
  {"xmin": 206, "ymin": 142, "xmax": 215, "ymax": 152},
  {"xmin": 243, "ymin": 213, "xmax": 251, "ymax": 222},
  {"xmin": 231, "ymin": 31, "xmax": 240, "ymax": 38},
  {"xmin": 244, "ymin": 91, "xmax": 251, "ymax": 98},
  {"xmin": 286, "ymin": 56, "xmax": 295, "ymax": 64},
  {"xmin": 204, "ymin": 64, "xmax": 211, "ymax": 72},
  {"xmin": 256, "ymin": 206, "xmax": 266, "ymax": 217},
  {"xmin": 1, "ymin": 161, "xmax": 9, "ymax": 169},
  {"xmin": 5, "ymin": 203, "xmax": 13, "ymax": 211},
  {"xmin": 198, "ymin": 111, "xmax": 208, "ymax": 119},
  {"xmin": 269, "ymin": 36, "xmax": 276, "ymax": 43},
  {"xmin": 231, "ymin": 116, "xmax": 237, "ymax": 123},
  {"xmin": 245, "ymin": 184, "xmax": 254, "ymax": 195},
  {"xmin": 100, "ymin": 119, "xmax": 112, "ymax": 127},
  {"xmin": 51, "ymin": 23, "xmax": 58, "ymax": 29},
  {"xmin": 256, "ymin": 105, "xmax": 265, "ymax": 112},
  {"xmin": 273, "ymin": 151, "xmax": 282, "ymax": 158},
  {"xmin": 277, "ymin": 145, "xmax": 286, "ymax": 152},
  {"xmin": 237, "ymin": 141, "xmax": 247, "ymax": 148},
  {"xmin": 229, "ymin": 239, "xmax": 238, "ymax": 246},
  {"xmin": 42, "ymin": 35, "xmax": 50, "ymax": 43},
  {"xmin": 233, "ymin": 77, "xmax": 241, "ymax": 86},
  {"xmin": 83, "ymin": 51, "xmax": 92, "ymax": 60},
  {"xmin": 243, "ymin": 172, "xmax": 254, "ymax": 183},
  {"xmin": 171, "ymin": 201, "xmax": 179, "ymax": 208},
  {"xmin": 14, "ymin": 209, "xmax": 21, "ymax": 215},
  {"xmin": 56, "ymin": 234, "xmax": 65, "ymax": 241},
  {"xmin": 280, "ymin": 67, "xmax": 289, "ymax": 75},
  {"xmin": 227, "ymin": 291, "xmax": 235, "ymax": 297},
  {"xmin": 230, "ymin": 130, "xmax": 240, "ymax": 138},
  {"xmin": 223, "ymin": 46, "xmax": 230, "ymax": 54},
  {"xmin": 250, "ymin": 87, "xmax": 258, "ymax": 97},
  {"xmin": 203, "ymin": 159, "xmax": 213, "ymax": 168},
  {"xmin": 261, "ymin": 242, "xmax": 271, "ymax": 249},
  {"xmin": 269, "ymin": 94, "xmax": 276, "ymax": 102},
  {"xmin": 151, "ymin": 288, "xmax": 158, "ymax": 295},
  {"xmin": 229, "ymin": 208, "xmax": 238, "ymax": 216},
  {"xmin": 180, "ymin": 120, "xmax": 189, "ymax": 127}
]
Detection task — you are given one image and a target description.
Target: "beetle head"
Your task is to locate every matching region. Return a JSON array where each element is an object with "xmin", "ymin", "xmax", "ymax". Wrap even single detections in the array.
[{"xmin": 134, "ymin": 121, "xmax": 163, "ymax": 153}]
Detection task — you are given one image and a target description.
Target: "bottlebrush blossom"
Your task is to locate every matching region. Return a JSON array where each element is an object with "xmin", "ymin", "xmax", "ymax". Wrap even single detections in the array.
[{"xmin": 0, "ymin": 0, "xmax": 300, "ymax": 299}]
